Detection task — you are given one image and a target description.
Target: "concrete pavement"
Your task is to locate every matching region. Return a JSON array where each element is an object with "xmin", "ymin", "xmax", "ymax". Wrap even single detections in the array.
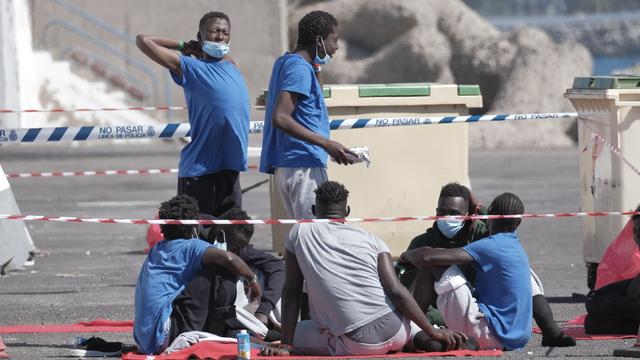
[{"xmin": 0, "ymin": 141, "xmax": 635, "ymax": 359}]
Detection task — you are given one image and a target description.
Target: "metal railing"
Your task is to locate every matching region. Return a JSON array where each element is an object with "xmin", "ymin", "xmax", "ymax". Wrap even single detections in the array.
[{"xmin": 38, "ymin": 0, "xmax": 175, "ymax": 120}]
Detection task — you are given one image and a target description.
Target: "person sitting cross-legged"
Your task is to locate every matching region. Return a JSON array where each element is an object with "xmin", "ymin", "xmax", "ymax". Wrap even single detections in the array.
[
  {"xmin": 400, "ymin": 183, "xmax": 575, "ymax": 347},
  {"xmin": 133, "ymin": 195, "xmax": 261, "ymax": 355},
  {"xmin": 193, "ymin": 208, "xmax": 285, "ymax": 340},
  {"xmin": 260, "ymin": 181, "xmax": 477, "ymax": 357},
  {"xmin": 400, "ymin": 192, "xmax": 532, "ymax": 351}
]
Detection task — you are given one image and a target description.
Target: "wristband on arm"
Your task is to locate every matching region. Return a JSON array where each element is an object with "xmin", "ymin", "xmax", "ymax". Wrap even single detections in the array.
[
  {"xmin": 177, "ymin": 41, "xmax": 184, "ymax": 51},
  {"xmin": 245, "ymin": 273, "xmax": 258, "ymax": 285}
]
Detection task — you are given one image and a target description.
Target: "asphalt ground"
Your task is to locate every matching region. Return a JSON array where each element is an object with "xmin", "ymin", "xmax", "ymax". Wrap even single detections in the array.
[{"xmin": 0, "ymin": 140, "xmax": 636, "ymax": 359}]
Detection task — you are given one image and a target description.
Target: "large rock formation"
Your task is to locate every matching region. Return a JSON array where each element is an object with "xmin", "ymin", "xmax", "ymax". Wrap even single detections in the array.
[{"xmin": 289, "ymin": 0, "xmax": 593, "ymax": 148}]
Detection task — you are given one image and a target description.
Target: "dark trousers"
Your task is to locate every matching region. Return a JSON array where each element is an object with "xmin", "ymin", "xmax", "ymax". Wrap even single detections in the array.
[
  {"xmin": 177, "ymin": 169, "xmax": 241, "ymax": 217},
  {"xmin": 585, "ymin": 278, "xmax": 640, "ymax": 334},
  {"xmin": 169, "ymin": 267, "xmax": 238, "ymax": 342}
]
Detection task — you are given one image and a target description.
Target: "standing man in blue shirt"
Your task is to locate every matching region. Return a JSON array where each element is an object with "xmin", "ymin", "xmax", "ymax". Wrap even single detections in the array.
[
  {"xmin": 400, "ymin": 193, "xmax": 532, "ymax": 350},
  {"xmin": 260, "ymin": 10, "xmax": 355, "ymax": 219},
  {"xmin": 137, "ymin": 11, "xmax": 250, "ymax": 216}
]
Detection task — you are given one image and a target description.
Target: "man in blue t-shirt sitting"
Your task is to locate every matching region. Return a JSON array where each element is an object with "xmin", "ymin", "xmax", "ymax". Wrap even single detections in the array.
[
  {"xmin": 137, "ymin": 12, "xmax": 250, "ymax": 217},
  {"xmin": 133, "ymin": 195, "xmax": 261, "ymax": 355},
  {"xmin": 400, "ymin": 193, "xmax": 532, "ymax": 350},
  {"xmin": 260, "ymin": 10, "xmax": 356, "ymax": 220}
]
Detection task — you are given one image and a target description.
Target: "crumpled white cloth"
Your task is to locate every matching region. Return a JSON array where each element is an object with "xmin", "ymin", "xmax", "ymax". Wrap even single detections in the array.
[
  {"xmin": 330, "ymin": 146, "xmax": 371, "ymax": 167},
  {"xmin": 164, "ymin": 331, "xmax": 236, "ymax": 354},
  {"xmin": 233, "ymin": 272, "xmax": 282, "ymax": 337},
  {"xmin": 228, "ymin": 307, "xmax": 270, "ymax": 339}
]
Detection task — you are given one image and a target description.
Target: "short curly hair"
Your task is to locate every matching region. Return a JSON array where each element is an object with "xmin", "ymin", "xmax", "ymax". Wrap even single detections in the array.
[
  {"xmin": 296, "ymin": 10, "xmax": 337, "ymax": 47},
  {"xmin": 158, "ymin": 195, "xmax": 200, "ymax": 240},
  {"xmin": 439, "ymin": 182, "xmax": 471, "ymax": 203},
  {"xmin": 315, "ymin": 181, "xmax": 349, "ymax": 205},
  {"xmin": 199, "ymin": 11, "xmax": 230, "ymax": 31}
]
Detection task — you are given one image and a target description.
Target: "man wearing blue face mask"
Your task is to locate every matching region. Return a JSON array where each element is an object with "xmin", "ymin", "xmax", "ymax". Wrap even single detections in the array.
[
  {"xmin": 399, "ymin": 182, "xmax": 575, "ymax": 348},
  {"xmin": 399, "ymin": 183, "xmax": 487, "ymax": 289},
  {"xmin": 137, "ymin": 11, "xmax": 249, "ymax": 217},
  {"xmin": 260, "ymin": 10, "xmax": 356, "ymax": 220}
]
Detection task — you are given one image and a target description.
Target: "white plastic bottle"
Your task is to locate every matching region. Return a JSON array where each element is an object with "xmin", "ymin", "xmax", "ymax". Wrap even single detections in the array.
[{"xmin": 237, "ymin": 329, "xmax": 251, "ymax": 360}]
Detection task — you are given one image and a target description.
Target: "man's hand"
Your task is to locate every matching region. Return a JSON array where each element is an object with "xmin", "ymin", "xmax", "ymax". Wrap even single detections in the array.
[
  {"xmin": 259, "ymin": 343, "xmax": 292, "ymax": 356},
  {"xmin": 182, "ymin": 40, "xmax": 203, "ymax": 57},
  {"xmin": 255, "ymin": 312, "xmax": 269, "ymax": 326},
  {"xmin": 430, "ymin": 328, "xmax": 468, "ymax": 351},
  {"xmin": 247, "ymin": 280, "xmax": 262, "ymax": 302},
  {"xmin": 323, "ymin": 140, "xmax": 357, "ymax": 165},
  {"xmin": 400, "ymin": 248, "xmax": 425, "ymax": 267}
]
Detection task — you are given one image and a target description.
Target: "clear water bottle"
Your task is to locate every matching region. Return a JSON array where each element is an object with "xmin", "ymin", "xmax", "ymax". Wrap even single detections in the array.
[{"xmin": 237, "ymin": 329, "xmax": 251, "ymax": 360}]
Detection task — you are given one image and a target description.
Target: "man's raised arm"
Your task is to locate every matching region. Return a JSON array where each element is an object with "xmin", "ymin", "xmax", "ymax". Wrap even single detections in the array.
[{"xmin": 136, "ymin": 34, "xmax": 182, "ymax": 76}]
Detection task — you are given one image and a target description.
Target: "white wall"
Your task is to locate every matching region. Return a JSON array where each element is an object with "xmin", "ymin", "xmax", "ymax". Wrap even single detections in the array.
[{"xmin": 0, "ymin": 0, "xmax": 28, "ymax": 128}]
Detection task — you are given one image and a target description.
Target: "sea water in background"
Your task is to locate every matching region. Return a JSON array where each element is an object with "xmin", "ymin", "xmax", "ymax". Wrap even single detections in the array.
[{"xmin": 593, "ymin": 54, "xmax": 640, "ymax": 75}]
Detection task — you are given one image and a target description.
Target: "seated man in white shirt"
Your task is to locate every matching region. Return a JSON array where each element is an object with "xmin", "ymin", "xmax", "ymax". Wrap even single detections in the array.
[{"xmin": 261, "ymin": 181, "xmax": 476, "ymax": 356}]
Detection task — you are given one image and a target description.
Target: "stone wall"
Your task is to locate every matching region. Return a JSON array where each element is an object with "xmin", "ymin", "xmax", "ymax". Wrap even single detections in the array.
[
  {"xmin": 29, "ymin": 0, "xmax": 288, "ymax": 122},
  {"xmin": 524, "ymin": 17, "xmax": 640, "ymax": 57}
]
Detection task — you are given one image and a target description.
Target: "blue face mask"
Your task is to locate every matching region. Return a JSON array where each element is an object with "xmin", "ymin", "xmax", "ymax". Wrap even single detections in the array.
[
  {"xmin": 211, "ymin": 240, "xmax": 227, "ymax": 251},
  {"xmin": 436, "ymin": 219, "xmax": 464, "ymax": 239},
  {"xmin": 313, "ymin": 37, "xmax": 331, "ymax": 65},
  {"xmin": 211, "ymin": 230, "xmax": 227, "ymax": 251},
  {"xmin": 202, "ymin": 40, "xmax": 230, "ymax": 58}
]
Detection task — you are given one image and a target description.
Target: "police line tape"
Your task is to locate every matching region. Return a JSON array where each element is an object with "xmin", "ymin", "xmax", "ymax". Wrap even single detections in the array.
[
  {"xmin": 0, "ymin": 112, "xmax": 578, "ymax": 143},
  {"xmin": 0, "ymin": 211, "xmax": 638, "ymax": 225},
  {"xmin": 5, "ymin": 165, "xmax": 260, "ymax": 179}
]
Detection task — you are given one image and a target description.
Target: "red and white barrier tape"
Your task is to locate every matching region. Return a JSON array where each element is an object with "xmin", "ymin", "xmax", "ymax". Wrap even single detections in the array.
[
  {"xmin": 5, "ymin": 165, "xmax": 259, "ymax": 179},
  {"xmin": 0, "ymin": 106, "xmax": 187, "ymax": 114},
  {"xmin": 584, "ymin": 122, "xmax": 640, "ymax": 177},
  {"xmin": 0, "ymin": 211, "xmax": 638, "ymax": 225}
]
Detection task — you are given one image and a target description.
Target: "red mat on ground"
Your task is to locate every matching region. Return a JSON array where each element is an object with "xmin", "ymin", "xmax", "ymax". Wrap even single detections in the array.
[
  {"xmin": 122, "ymin": 342, "xmax": 503, "ymax": 360},
  {"xmin": 566, "ymin": 314, "xmax": 586, "ymax": 326},
  {"xmin": 533, "ymin": 315, "xmax": 636, "ymax": 340},
  {"xmin": 0, "ymin": 319, "xmax": 133, "ymax": 334}
]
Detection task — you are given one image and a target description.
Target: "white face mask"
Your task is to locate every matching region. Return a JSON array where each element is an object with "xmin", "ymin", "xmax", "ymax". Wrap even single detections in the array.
[{"xmin": 202, "ymin": 40, "xmax": 230, "ymax": 58}]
